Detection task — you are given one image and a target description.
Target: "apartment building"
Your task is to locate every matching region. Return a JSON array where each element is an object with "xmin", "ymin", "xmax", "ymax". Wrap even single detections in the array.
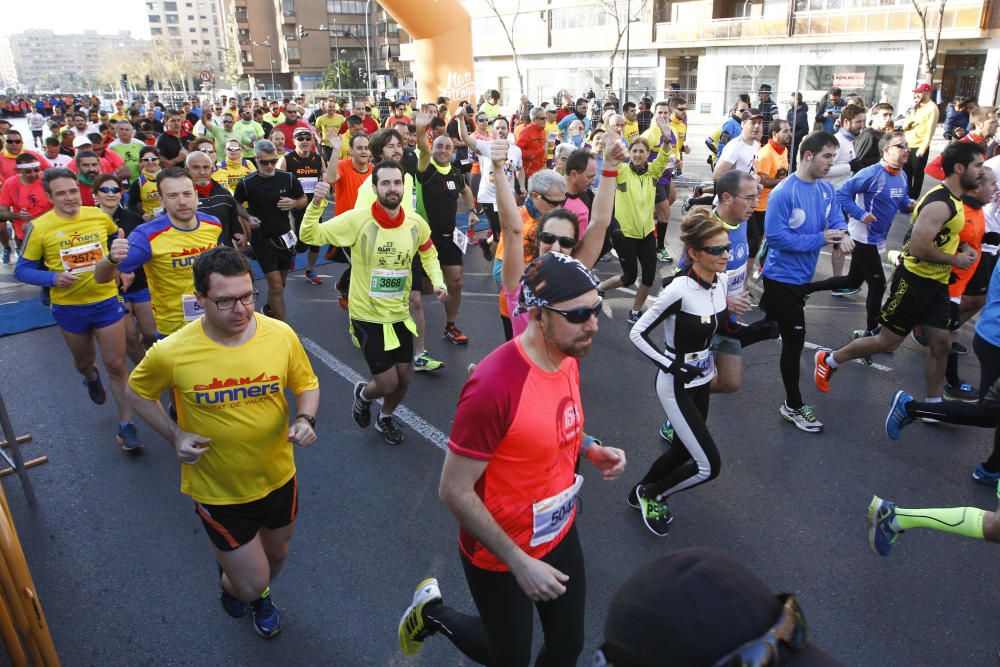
[
  {"xmin": 10, "ymin": 30, "xmax": 144, "ymax": 91},
  {"xmin": 145, "ymin": 0, "xmax": 234, "ymax": 88},
  {"xmin": 0, "ymin": 38, "xmax": 18, "ymax": 90},
  {"xmin": 457, "ymin": 0, "xmax": 1000, "ymax": 114}
]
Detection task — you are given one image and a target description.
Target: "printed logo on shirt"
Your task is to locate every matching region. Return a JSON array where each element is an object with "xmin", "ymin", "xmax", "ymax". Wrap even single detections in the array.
[
  {"xmin": 193, "ymin": 371, "xmax": 281, "ymax": 406},
  {"xmin": 788, "ymin": 208, "xmax": 806, "ymax": 229},
  {"xmin": 555, "ymin": 396, "xmax": 582, "ymax": 449},
  {"xmin": 60, "ymin": 231, "xmax": 102, "ymax": 248},
  {"xmin": 891, "ymin": 187, "xmax": 905, "ymax": 199},
  {"xmin": 170, "ymin": 244, "xmax": 214, "ymax": 269}
]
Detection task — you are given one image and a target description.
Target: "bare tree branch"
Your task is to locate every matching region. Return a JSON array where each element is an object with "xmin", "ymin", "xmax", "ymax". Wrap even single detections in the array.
[
  {"xmin": 484, "ymin": 0, "xmax": 525, "ymax": 96},
  {"xmin": 911, "ymin": 0, "xmax": 948, "ymax": 82},
  {"xmin": 602, "ymin": 0, "xmax": 650, "ymax": 88}
]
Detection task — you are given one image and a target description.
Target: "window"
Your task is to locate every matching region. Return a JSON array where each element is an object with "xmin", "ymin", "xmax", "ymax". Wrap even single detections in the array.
[
  {"xmin": 148, "ymin": 14, "xmax": 161, "ymax": 22},
  {"xmin": 187, "ymin": 15, "xmax": 195, "ymax": 19},
  {"xmin": 189, "ymin": 27, "xmax": 197, "ymax": 32},
  {"xmin": 287, "ymin": 46, "xmax": 300, "ymax": 60},
  {"xmin": 164, "ymin": 1, "xmax": 177, "ymax": 8},
  {"xmin": 235, "ymin": 6, "xmax": 248, "ymax": 20},
  {"xmin": 327, "ymin": 0, "xmax": 366, "ymax": 13},
  {"xmin": 146, "ymin": 2, "xmax": 156, "ymax": 10},
  {"xmin": 151, "ymin": 27, "xmax": 163, "ymax": 34},
  {"xmin": 203, "ymin": 39, "xmax": 210, "ymax": 44},
  {"xmin": 190, "ymin": 39, "xmax": 198, "ymax": 44},
  {"xmin": 166, "ymin": 14, "xmax": 179, "ymax": 23},
  {"xmin": 550, "ymin": 6, "xmax": 608, "ymax": 29},
  {"xmin": 282, "ymin": 0, "xmax": 295, "ymax": 13},
  {"xmin": 201, "ymin": 27, "xmax": 208, "ymax": 31},
  {"xmin": 241, "ymin": 50, "xmax": 252, "ymax": 63},
  {"xmin": 168, "ymin": 26, "xmax": 180, "ymax": 35},
  {"xmin": 238, "ymin": 28, "xmax": 250, "ymax": 44}
]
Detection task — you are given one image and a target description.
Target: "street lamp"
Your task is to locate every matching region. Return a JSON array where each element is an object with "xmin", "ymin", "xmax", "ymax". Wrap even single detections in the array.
[
  {"xmin": 313, "ymin": 22, "xmax": 372, "ymax": 97},
  {"xmin": 251, "ymin": 38, "xmax": 275, "ymax": 95}
]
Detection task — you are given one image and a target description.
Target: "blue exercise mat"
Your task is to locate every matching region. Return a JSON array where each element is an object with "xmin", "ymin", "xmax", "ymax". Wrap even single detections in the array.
[{"xmin": 0, "ymin": 298, "xmax": 56, "ymax": 337}]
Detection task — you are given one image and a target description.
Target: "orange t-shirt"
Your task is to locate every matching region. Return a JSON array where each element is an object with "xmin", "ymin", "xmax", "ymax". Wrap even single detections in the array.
[
  {"xmin": 496, "ymin": 207, "xmax": 539, "ymax": 317},
  {"xmin": 449, "ymin": 337, "xmax": 583, "ymax": 572},
  {"xmin": 335, "ymin": 159, "xmax": 372, "ymax": 216},
  {"xmin": 950, "ymin": 203, "xmax": 985, "ymax": 298}
]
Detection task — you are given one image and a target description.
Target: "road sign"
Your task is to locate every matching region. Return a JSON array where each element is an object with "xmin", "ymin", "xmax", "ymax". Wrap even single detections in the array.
[{"xmin": 199, "ymin": 70, "xmax": 212, "ymax": 82}]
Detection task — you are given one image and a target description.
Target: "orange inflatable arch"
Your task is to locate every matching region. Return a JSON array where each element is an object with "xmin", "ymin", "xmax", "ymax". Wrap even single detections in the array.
[{"xmin": 380, "ymin": 0, "xmax": 476, "ymax": 106}]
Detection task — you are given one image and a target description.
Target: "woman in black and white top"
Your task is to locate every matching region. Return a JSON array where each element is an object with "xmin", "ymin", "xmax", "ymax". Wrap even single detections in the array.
[{"xmin": 628, "ymin": 208, "xmax": 730, "ymax": 536}]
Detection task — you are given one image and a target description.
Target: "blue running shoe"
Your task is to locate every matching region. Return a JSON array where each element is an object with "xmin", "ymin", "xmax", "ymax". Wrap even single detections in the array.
[
  {"xmin": 217, "ymin": 565, "xmax": 249, "ymax": 618},
  {"xmin": 867, "ymin": 495, "xmax": 901, "ymax": 557},
  {"xmin": 250, "ymin": 587, "xmax": 281, "ymax": 638},
  {"xmin": 884, "ymin": 390, "xmax": 914, "ymax": 440},
  {"xmin": 659, "ymin": 418, "xmax": 674, "ymax": 442},
  {"xmin": 83, "ymin": 366, "xmax": 106, "ymax": 405},
  {"xmin": 115, "ymin": 423, "xmax": 143, "ymax": 453},
  {"xmin": 971, "ymin": 464, "xmax": 1000, "ymax": 486}
]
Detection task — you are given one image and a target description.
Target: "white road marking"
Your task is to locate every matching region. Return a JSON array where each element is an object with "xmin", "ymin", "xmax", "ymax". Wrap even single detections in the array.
[
  {"xmin": 300, "ymin": 337, "xmax": 450, "ymax": 451},
  {"xmin": 803, "ymin": 340, "xmax": 892, "ymax": 372}
]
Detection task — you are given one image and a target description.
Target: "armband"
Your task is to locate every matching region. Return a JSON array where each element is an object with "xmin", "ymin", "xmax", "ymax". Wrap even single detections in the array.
[{"xmin": 600, "ymin": 169, "xmax": 619, "ymax": 178}]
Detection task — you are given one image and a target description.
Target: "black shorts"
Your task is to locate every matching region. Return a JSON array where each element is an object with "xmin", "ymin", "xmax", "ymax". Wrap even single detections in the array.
[
  {"xmin": 748, "ymin": 211, "xmax": 766, "ymax": 241},
  {"xmin": 293, "ymin": 214, "xmax": 319, "ymax": 254},
  {"xmin": 352, "ymin": 318, "xmax": 414, "ymax": 375},
  {"xmin": 482, "ymin": 203, "xmax": 501, "ymax": 239},
  {"xmin": 432, "ymin": 234, "xmax": 464, "ymax": 267},
  {"xmin": 654, "ymin": 183, "xmax": 669, "ymax": 204},
  {"xmin": 965, "ymin": 252, "xmax": 998, "ymax": 297},
  {"xmin": 411, "ymin": 254, "xmax": 428, "ymax": 287},
  {"xmin": 195, "ymin": 476, "xmax": 298, "ymax": 552},
  {"xmin": 880, "ymin": 265, "xmax": 952, "ymax": 336},
  {"xmin": 250, "ymin": 235, "xmax": 294, "ymax": 274},
  {"xmin": 31, "ymin": 129, "xmax": 42, "ymax": 138}
]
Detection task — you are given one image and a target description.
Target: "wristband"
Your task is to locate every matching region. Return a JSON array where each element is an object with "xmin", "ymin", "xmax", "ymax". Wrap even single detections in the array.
[
  {"xmin": 107, "ymin": 254, "xmax": 120, "ymax": 266},
  {"xmin": 295, "ymin": 413, "xmax": 316, "ymax": 429},
  {"xmin": 601, "ymin": 169, "xmax": 619, "ymax": 178},
  {"xmin": 581, "ymin": 435, "xmax": 600, "ymax": 460}
]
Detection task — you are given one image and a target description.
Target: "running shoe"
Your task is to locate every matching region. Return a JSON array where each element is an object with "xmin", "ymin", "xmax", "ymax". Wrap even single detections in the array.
[
  {"xmin": 398, "ymin": 578, "xmax": 442, "ymax": 656},
  {"xmin": 1, "ymin": 247, "xmax": 9, "ymax": 264},
  {"xmin": 831, "ymin": 287, "xmax": 861, "ymax": 297},
  {"xmin": 443, "ymin": 324, "xmax": 469, "ymax": 345},
  {"xmin": 944, "ymin": 382, "xmax": 979, "ymax": 402},
  {"xmin": 972, "ymin": 464, "xmax": 1000, "ymax": 486},
  {"xmin": 626, "ymin": 484, "xmax": 640, "ymax": 509},
  {"xmin": 218, "ymin": 565, "xmax": 249, "ymax": 618},
  {"xmin": 466, "ymin": 362, "xmax": 477, "ymax": 376},
  {"xmin": 83, "ymin": 367, "xmax": 106, "ymax": 405},
  {"xmin": 115, "ymin": 423, "xmax": 143, "ymax": 453},
  {"xmin": 413, "ymin": 351, "xmax": 444, "ymax": 373},
  {"xmin": 304, "ymin": 270, "xmax": 322, "ymax": 285},
  {"xmin": 910, "ymin": 325, "xmax": 928, "ymax": 347},
  {"xmin": 375, "ymin": 414, "xmax": 404, "ymax": 445},
  {"xmin": 636, "ymin": 485, "xmax": 673, "ymax": 537},
  {"xmin": 352, "ymin": 381, "xmax": 372, "ymax": 428},
  {"xmin": 337, "ymin": 288, "xmax": 349, "ymax": 311},
  {"xmin": 262, "ymin": 303, "xmax": 275, "ymax": 318},
  {"xmin": 250, "ymin": 588, "xmax": 281, "ymax": 638},
  {"xmin": 867, "ymin": 495, "xmax": 901, "ymax": 557},
  {"xmin": 884, "ymin": 390, "xmax": 914, "ymax": 440},
  {"xmin": 779, "ymin": 402, "xmax": 823, "ymax": 433},
  {"xmin": 627, "ymin": 310, "xmax": 642, "ymax": 325},
  {"xmin": 659, "ymin": 418, "xmax": 674, "ymax": 442},
  {"xmin": 478, "ymin": 239, "xmax": 493, "ymax": 261},
  {"xmin": 656, "ymin": 248, "xmax": 673, "ymax": 263},
  {"xmin": 813, "ymin": 350, "xmax": 836, "ymax": 393},
  {"xmin": 951, "ymin": 341, "xmax": 968, "ymax": 355}
]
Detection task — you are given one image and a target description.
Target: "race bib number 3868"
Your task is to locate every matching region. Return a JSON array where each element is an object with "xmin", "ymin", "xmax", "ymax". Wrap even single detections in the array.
[{"xmin": 369, "ymin": 268, "xmax": 408, "ymax": 298}]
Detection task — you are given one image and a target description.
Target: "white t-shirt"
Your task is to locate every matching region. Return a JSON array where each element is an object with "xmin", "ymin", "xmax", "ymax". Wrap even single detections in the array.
[
  {"xmin": 193, "ymin": 118, "xmax": 220, "ymax": 137},
  {"xmin": 26, "ymin": 113, "xmax": 45, "ymax": 131},
  {"xmin": 45, "ymin": 153, "xmax": 73, "ymax": 169},
  {"xmin": 718, "ymin": 138, "xmax": 759, "ymax": 176},
  {"xmin": 475, "ymin": 139, "xmax": 523, "ymax": 205},
  {"xmin": 826, "ymin": 130, "xmax": 856, "ymax": 189},
  {"xmin": 983, "ymin": 156, "xmax": 1000, "ymax": 252}
]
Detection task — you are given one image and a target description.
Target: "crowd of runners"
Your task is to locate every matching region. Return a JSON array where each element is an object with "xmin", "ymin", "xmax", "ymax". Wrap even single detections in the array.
[{"xmin": 4, "ymin": 81, "xmax": 1000, "ymax": 664}]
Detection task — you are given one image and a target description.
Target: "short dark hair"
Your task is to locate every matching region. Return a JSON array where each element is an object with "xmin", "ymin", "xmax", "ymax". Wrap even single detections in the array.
[
  {"xmin": 623, "ymin": 101, "xmax": 636, "ymax": 113},
  {"xmin": 193, "ymin": 246, "xmax": 252, "ymax": 295},
  {"xmin": 716, "ymin": 170, "xmax": 756, "ymax": 200},
  {"xmin": 878, "ymin": 130, "xmax": 906, "ymax": 152},
  {"xmin": 872, "ymin": 102, "xmax": 894, "ymax": 115},
  {"xmin": 941, "ymin": 140, "xmax": 986, "ymax": 177},
  {"xmin": 93, "ymin": 173, "xmax": 123, "ymax": 190},
  {"xmin": 829, "ymin": 87, "xmax": 842, "ymax": 97},
  {"xmin": 768, "ymin": 118, "xmax": 789, "ymax": 137},
  {"xmin": 371, "ymin": 159, "xmax": 403, "ymax": 185},
  {"xmin": 156, "ymin": 165, "xmax": 193, "ymax": 187},
  {"xmin": 5, "ymin": 129, "xmax": 21, "ymax": 138},
  {"xmin": 429, "ymin": 117, "xmax": 446, "ymax": 130},
  {"xmin": 15, "ymin": 153, "xmax": 38, "ymax": 165},
  {"xmin": 840, "ymin": 104, "xmax": 865, "ymax": 123},
  {"xmin": 565, "ymin": 149, "xmax": 594, "ymax": 176},
  {"xmin": 346, "ymin": 114, "xmax": 363, "ymax": 126},
  {"xmin": 45, "ymin": 136, "xmax": 59, "ymax": 147},
  {"xmin": 799, "ymin": 131, "xmax": 838, "ymax": 160},
  {"xmin": 669, "ymin": 97, "xmax": 687, "ymax": 110},
  {"xmin": 139, "ymin": 145, "xmax": 159, "ymax": 159},
  {"xmin": 41, "ymin": 167, "xmax": 77, "ymax": 195},
  {"xmin": 165, "ymin": 108, "xmax": 184, "ymax": 119},
  {"xmin": 75, "ymin": 150, "xmax": 100, "ymax": 165}
]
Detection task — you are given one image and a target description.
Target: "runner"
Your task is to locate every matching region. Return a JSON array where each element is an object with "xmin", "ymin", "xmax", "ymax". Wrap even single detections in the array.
[
  {"xmin": 213, "ymin": 140, "xmax": 257, "ymax": 194},
  {"xmin": 748, "ymin": 118, "xmax": 791, "ymax": 282},
  {"xmin": 127, "ymin": 146, "xmax": 163, "ymax": 220},
  {"xmin": 516, "ymin": 107, "xmax": 548, "ymax": 179},
  {"xmin": 760, "ymin": 131, "xmax": 849, "ymax": 433},
  {"xmin": 125, "ymin": 245, "xmax": 319, "ymax": 637},
  {"xmin": 0, "ymin": 154, "xmax": 52, "ymax": 263},
  {"xmin": 278, "ymin": 128, "xmax": 326, "ymax": 285},
  {"xmin": 107, "ymin": 121, "xmax": 146, "ymax": 181},
  {"xmin": 300, "ymin": 160, "xmax": 447, "ymax": 445},
  {"xmin": 397, "ymin": 251, "xmax": 626, "ymax": 665},
  {"xmin": 314, "ymin": 95, "xmax": 345, "ymax": 163},
  {"xmin": 598, "ymin": 113, "xmax": 676, "ymax": 324},
  {"xmin": 712, "ymin": 108, "xmax": 761, "ymax": 181},
  {"xmin": 234, "ymin": 140, "xmax": 307, "ymax": 321},
  {"xmin": 327, "ymin": 132, "xmax": 372, "ymax": 309},
  {"xmin": 824, "ymin": 104, "xmax": 866, "ymax": 291},
  {"xmin": 186, "ymin": 150, "xmax": 251, "ymax": 250},
  {"xmin": 642, "ymin": 101, "xmax": 678, "ymax": 263},
  {"xmin": 814, "ymin": 141, "xmax": 986, "ymax": 402},
  {"xmin": 14, "ymin": 168, "xmax": 139, "ymax": 451}
]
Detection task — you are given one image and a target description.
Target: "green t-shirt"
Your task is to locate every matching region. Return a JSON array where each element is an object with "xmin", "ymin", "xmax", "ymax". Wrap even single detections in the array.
[
  {"xmin": 233, "ymin": 120, "xmax": 264, "ymax": 158},
  {"xmin": 107, "ymin": 140, "xmax": 145, "ymax": 180}
]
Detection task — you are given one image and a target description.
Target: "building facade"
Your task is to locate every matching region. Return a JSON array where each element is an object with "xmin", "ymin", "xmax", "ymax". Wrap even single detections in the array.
[
  {"xmin": 145, "ymin": 0, "xmax": 235, "ymax": 90},
  {"xmin": 10, "ymin": 30, "xmax": 144, "ymax": 91},
  {"xmin": 0, "ymin": 38, "xmax": 18, "ymax": 90}
]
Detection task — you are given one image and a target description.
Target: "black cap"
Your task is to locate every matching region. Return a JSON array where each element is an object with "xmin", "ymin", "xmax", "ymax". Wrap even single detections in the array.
[
  {"xmin": 603, "ymin": 548, "xmax": 844, "ymax": 667},
  {"xmin": 759, "ymin": 84, "xmax": 772, "ymax": 93},
  {"xmin": 740, "ymin": 108, "xmax": 764, "ymax": 122}
]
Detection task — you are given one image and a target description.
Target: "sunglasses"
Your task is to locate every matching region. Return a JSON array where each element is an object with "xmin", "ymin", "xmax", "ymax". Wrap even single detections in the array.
[
  {"xmin": 535, "ymin": 192, "xmax": 567, "ymax": 207},
  {"xmin": 258, "ymin": 158, "xmax": 279, "ymax": 166},
  {"xmin": 701, "ymin": 244, "xmax": 732, "ymax": 256},
  {"xmin": 141, "ymin": 157, "xmax": 160, "ymax": 163},
  {"xmin": 226, "ymin": 145, "xmax": 241, "ymax": 151},
  {"xmin": 888, "ymin": 143, "xmax": 910, "ymax": 150},
  {"xmin": 712, "ymin": 595, "xmax": 808, "ymax": 667},
  {"xmin": 537, "ymin": 231, "xmax": 577, "ymax": 249},
  {"xmin": 543, "ymin": 299, "xmax": 602, "ymax": 324},
  {"xmin": 97, "ymin": 186, "xmax": 122, "ymax": 194},
  {"xmin": 5, "ymin": 139, "xmax": 22, "ymax": 144}
]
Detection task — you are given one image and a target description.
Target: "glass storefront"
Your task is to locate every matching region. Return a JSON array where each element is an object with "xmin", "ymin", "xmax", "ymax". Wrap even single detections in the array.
[{"xmin": 797, "ymin": 64, "xmax": 904, "ymax": 106}]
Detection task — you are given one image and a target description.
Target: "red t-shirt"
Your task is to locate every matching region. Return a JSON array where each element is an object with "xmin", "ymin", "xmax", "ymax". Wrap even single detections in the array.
[
  {"xmin": 449, "ymin": 337, "xmax": 584, "ymax": 572},
  {"xmin": 334, "ymin": 159, "xmax": 372, "ymax": 215},
  {"xmin": 0, "ymin": 151, "xmax": 50, "ymax": 183},
  {"xmin": 338, "ymin": 117, "xmax": 379, "ymax": 137},
  {"xmin": 273, "ymin": 120, "xmax": 315, "ymax": 149},
  {"xmin": 556, "ymin": 108, "xmax": 574, "ymax": 123},
  {"xmin": 516, "ymin": 124, "xmax": 548, "ymax": 178},
  {"xmin": 0, "ymin": 177, "xmax": 51, "ymax": 238}
]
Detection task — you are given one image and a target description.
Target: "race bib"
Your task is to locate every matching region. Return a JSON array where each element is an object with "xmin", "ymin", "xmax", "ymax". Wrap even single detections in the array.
[
  {"xmin": 369, "ymin": 268, "xmax": 408, "ymax": 298},
  {"xmin": 59, "ymin": 241, "xmax": 104, "ymax": 275},
  {"xmin": 453, "ymin": 227, "xmax": 468, "ymax": 254},
  {"xmin": 280, "ymin": 229, "xmax": 297, "ymax": 249},
  {"xmin": 726, "ymin": 265, "xmax": 747, "ymax": 296},
  {"xmin": 531, "ymin": 475, "xmax": 583, "ymax": 547},
  {"xmin": 181, "ymin": 293, "xmax": 205, "ymax": 321},
  {"xmin": 684, "ymin": 348, "xmax": 715, "ymax": 384},
  {"xmin": 299, "ymin": 176, "xmax": 318, "ymax": 194}
]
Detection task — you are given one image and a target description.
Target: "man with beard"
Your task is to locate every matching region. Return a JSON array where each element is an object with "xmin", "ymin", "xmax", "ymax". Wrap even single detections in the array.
[
  {"xmin": 902, "ymin": 83, "xmax": 941, "ymax": 199},
  {"xmin": 234, "ymin": 140, "xmax": 307, "ymax": 321},
  {"xmin": 0, "ymin": 154, "xmax": 53, "ymax": 262},
  {"xmin": 815, "ymin": 142, "xmax": 987, "ymax": 404},
  {"xmin": 94, "ymin": 167, "xmax": 223, "ymax": 340},
  {"xmin": 0, "ymin": 129, "xmax": 50, "ymax": 182},
  {"xmin": 74, "ymin": 150, "xmax": 103, "ymax": 206},
  {"xmin": 234, "ymin": 107, "xmax": 266, "ymax": 162},
  {"xmin": 278, "ymin": 128, "xmax": 325, "ymax": 285},
  {"xmin": 299, "ymin": 160, "xmax": 447, "ymax": 446},
  {"xmin": 185, "ymin": 151, "xmax": 252, "ymax": 250},
  {"xmin": 108, "ymin": 121, "xmax": 146, "ymax": 180},
  {"xmin": 271, "ymin": 103, "xmax": 315, "ymax": 149}
]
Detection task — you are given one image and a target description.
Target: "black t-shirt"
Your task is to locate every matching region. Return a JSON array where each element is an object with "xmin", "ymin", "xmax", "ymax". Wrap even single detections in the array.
[
  {"xmin": 113, "ymin": 206, "xmax": 148, "ymax": 293},
  {"xmin": 197, "ymin": 181, "xmax": 244, "ymax": 247},
  {"xmin": 155, "ymin": 132, "xmax": 193, "ymax": 161},
  {"xmin": 417, "ymin": 162, "xmax": 464, "ymax": 236},
  {"xmin": 401, "ymin": 148, "xmax": 418, "ymax": 177},
  {"xmin": 234, "ymin": 170, "xmax": 304, "ymax": 238},
  {"xmin": 283, "ymin": 151, "xmax": 324, "ymax": 222}
]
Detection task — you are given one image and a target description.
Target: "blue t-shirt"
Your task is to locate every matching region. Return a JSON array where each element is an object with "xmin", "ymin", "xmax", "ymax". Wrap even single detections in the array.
[
  {"xmin": 976, "ymin": 259, "xmax": 1000, "ymax": 347},
  {"xmin": 762, "ymin": 174, "xmax": 846, "ymax": 285},
  {"xmin": 837, "ymin": 163, "xmax": 911, "ymax": 247}
]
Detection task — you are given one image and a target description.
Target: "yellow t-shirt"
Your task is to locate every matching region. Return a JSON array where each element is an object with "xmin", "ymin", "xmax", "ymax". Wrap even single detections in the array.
[
  {"xmin": 545, "ymin": 121, "xmax": 560, "ymax": 161},
  {"xmin": 315, "ymin": 113, "xmax": 345, "ymax": 147},
  {"xmin": 20, "ymin": 207, "xmax": 119, "ymax": 306},
  {"xmin": 137, "ymin": 172, "xmax": 161, "ymax": 216},
  {"xmin": 624, "ymin": 119, "xmax": 640, "ymax": 144},
  {"xmin": 211, "ymin": 159, "xmax": 256, "ymax": 193},
  {"xmin": 128, "ymin": 313, "xmax": 319, "ymax": 504},
  {"xmin": 904, "ymin": 102, "xmax": 940, "ymax": 153}
]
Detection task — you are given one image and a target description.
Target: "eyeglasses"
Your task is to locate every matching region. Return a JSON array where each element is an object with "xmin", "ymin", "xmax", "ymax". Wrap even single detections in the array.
[
  {"xmin": 141, "ymin": 157, "xmax": 160, "ymax": 163},
  {"xmin": 711, "ymin": 595, "xmax": 808, "ymax": 667},
  {"xmin": 535, "ymin": 192, "xmax": 567, "ymax": 207},
  {"xmin": 258, "ymin": 158, "xmax": 279, "ymax": 166},
  {"xmin": 733, "ymin": 193, "xmax": 759, "ymax": 204},
  {"xmin": 888, "ymin": 143, "xmax": 910, "ymax": 150},
  {"xmin": 537, "ymin": 231, "xmax": 577, "ymax": 249},
  {"xmin": 211, "ymin": 290, "xmax": 258, "ymax": 310},
  {"xmin": 97, "ymin": 186, "xmax": 122, "ymax": 194},
  {"xmin": 543, "ymin": 299, "xmax": 602, "ymax": 324},
  {"xmin": 6, "ymin": 139, "xmax": 21, "ymax": 144},
  {"xmin": 701, "ymin": 244, "xmax": 732, "ymax": 256}
]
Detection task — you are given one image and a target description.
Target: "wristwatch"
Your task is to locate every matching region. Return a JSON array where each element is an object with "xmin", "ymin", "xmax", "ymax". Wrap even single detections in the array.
[{"xmin": 295, "ymin": 413, "xmax": 316, "ymax": 429}]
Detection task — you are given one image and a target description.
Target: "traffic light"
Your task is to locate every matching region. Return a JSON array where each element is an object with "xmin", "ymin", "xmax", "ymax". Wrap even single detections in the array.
[{"xmin": 296, "ymin": 25, "xmax": 308, "ymax": 38}]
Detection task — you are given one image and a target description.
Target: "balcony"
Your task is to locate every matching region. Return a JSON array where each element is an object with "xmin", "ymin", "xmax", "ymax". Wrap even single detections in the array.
[
  {"xmin": 654, "ymin": 16, "xmax": 788, "ymax": 43},
  {"xmin": 792, "ymin": 0, "xmax": 985, "ymax": 37}
]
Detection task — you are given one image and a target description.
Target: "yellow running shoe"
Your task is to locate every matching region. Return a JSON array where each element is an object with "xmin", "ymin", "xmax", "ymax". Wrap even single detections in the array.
[{"xmin": 397, "ymin": 577, "xmax": 442, "ymax": 656}]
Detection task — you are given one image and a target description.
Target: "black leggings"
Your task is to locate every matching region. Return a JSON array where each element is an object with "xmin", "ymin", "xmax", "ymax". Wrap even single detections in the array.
[
  {"xmin": 807, "ymin": 241, "xmax": 886, "ymax": 332},
  {"xmin": 482, "ymin": 202, "xmax": 501, "ymax": 240},
  {"xmin": 426, "ymin": 524, "xmax": 586, "ymax": 666},
  {"xmin": 613, "ymin": 232, "xmax": 657, "ymax": 288},
  {"xmin": 640, "ymin": 372, "xmax": 720, "ymax": 499},
  {"xmin": 907, "ymin": 333, "xmax": 1000, "ymax": 472},
  {"xmin": 760, "ymin": 277, "xmax": 808, "ymax": 409},
  {"xmin": 655, "ymin": 221, "xmax": 668, "ymax": 252},
  {"xmin": 748, "ymin": 211, "xmax": 766, "ymax": 268}
]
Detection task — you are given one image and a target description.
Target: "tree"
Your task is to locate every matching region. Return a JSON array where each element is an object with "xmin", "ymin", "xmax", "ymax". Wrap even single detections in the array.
[
  {"xmin": 912, "ymin": 0, "xmax": 947, "ymax": 83},
  {"xmin": 603, "ymin": 0, "xmax": 650, "ymax": 90},
  {"xmin": 220, "ymin": 46, "xmax": 244, "ymax": 88},
  {"xmin": 322, "ymin": 61, "xmax": 364, "ymax": 93},
  {"xmin": 483, "ymin": 0, "xmax": 525, "ymax": 97}
]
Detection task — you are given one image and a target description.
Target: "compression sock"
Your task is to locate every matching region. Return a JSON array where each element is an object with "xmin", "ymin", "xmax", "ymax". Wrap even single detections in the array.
[
  {"xmin": 946, "ymin": 351, "xmax": 961, "ymax": 386},
  {"xmin": 893, "ymin": 506, "xmax": 986, "ymax": 539}
]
